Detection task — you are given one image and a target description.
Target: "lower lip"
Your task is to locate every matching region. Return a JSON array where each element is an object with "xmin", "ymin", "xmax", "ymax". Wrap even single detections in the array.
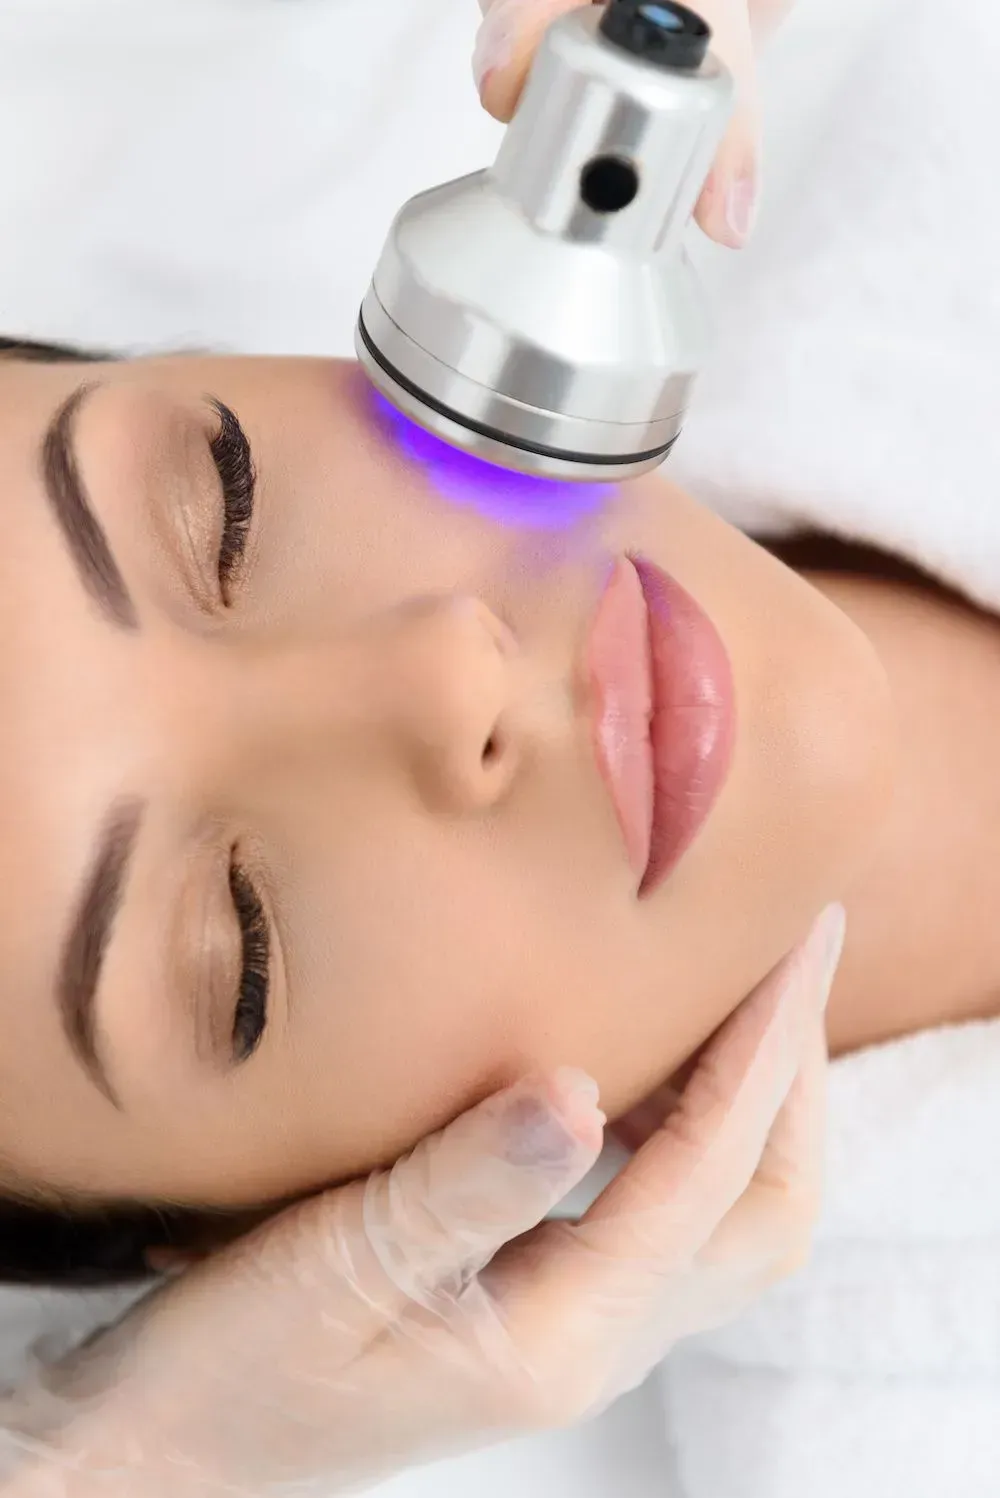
[{"xmin": 590, "ymin": 555, "xmax": 736, "ymax": 897}]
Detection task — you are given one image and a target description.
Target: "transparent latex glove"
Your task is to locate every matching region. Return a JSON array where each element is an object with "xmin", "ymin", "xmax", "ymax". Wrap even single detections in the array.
[
  {"xmin": 4, "ymin": 905, "xmax": 844, "ymax": 1498},
  {"xmin": 473, "ymin": 0, "xmax": 797, "ymax": 248}
]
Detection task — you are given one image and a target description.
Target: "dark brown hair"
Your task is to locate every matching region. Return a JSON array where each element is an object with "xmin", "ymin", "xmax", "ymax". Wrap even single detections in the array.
[{"xmin": 0, "ymin": 336, "xmax": 115, "ymax": 364}]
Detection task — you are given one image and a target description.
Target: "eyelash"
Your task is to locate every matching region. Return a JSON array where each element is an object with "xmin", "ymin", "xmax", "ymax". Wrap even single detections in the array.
[
  {"xmin": 228, "ymin": 858, "xmax": 271, "ymax": 1063},
  {"xmin": 209, "ymin": 400, "xmax": 257, "ymax": 600}
]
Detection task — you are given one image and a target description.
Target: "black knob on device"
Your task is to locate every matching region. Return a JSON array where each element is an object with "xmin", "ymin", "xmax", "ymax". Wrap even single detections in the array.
[{"xmin": 599, "ymin": 0, "xmax": 711, "ymax": 72}]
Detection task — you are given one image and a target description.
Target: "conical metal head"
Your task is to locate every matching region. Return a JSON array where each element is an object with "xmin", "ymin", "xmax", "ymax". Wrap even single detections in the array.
[{"xmin": 356, "ymin": 4, "xmax": 733, "ymax": 483}]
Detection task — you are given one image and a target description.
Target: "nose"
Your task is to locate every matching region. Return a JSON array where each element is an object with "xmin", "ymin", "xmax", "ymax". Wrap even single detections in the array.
[
  {"xmin": 374, "ymin": 595, "xmax": 520, "ymax": 814},
  {"xmin": 161, "ymin": 596, "xmax": 522, "ymax": 819}
]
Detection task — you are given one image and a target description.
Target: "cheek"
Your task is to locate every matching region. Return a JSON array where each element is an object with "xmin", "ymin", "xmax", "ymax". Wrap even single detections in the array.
[
  {"xmin": 282, "ymin": 785, "xmax": 649, "ymax": 1175},
  {"xmin": 283, "ymin": 828, "xmax": 609, "ymax": 1175},
  {"xmin": 252, "ymin": 429, "xmax": 513, "ymax": 627},
  {"xmin": 284, "ymin": 816, "xmax": 729, "ymax": 1184},
  {"xmin": 623, "ymin": 482, "xmax": 895, "ymax": 955}
]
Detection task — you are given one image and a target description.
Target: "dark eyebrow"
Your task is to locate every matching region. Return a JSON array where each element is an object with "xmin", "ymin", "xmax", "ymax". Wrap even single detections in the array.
[
  {"xmin": 58, "ymin": 801, "xmax": 144, "ymax": 1109},
  {"xmin": 41, "ymin": 384, "xmax": 138, "ymax": 630}
]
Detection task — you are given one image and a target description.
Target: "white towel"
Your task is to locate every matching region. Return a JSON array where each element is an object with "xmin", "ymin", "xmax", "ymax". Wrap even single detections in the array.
[
  {"xmin": 660, "ymin": 1024, "xmax": 1000, "ymax": 1498},
  {"xmin": 659, "ymin": 0, "xmax": 1000, "ymax": 1491},
  {"xmin": 674, "ymin": 0, "xmax": 1000, "ymax": 613}
]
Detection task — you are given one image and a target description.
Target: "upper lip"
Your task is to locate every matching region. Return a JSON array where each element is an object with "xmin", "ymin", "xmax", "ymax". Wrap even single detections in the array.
[{"xmin": 587, "ymin": 553, "xmax": 735, "ymax": 896}]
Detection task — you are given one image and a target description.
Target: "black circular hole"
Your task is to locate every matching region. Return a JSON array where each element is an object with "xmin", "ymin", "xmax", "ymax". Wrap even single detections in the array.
[{"xmin": 580, "ymin": 156, "xmax": 640, "ymax": 215}]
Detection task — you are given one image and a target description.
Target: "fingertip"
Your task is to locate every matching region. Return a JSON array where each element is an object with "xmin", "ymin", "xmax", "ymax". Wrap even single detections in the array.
[
  {"xmin": 550, "ymin": 1067, "xmax": 607, "ymax": 1153},
  {"xmin": 471, "ymin": 0, "xmax": 524, "ymax": 120},
  {"xmin": 145, "ymin": 1247, "xmax": 199, "ymax": 1277},
  {"xmin": 473, "ymin": 0, "xmax": 587, "ymax": 122},
  {"xmin": 693, "ymin": 85, "xmax": 761, "ymax": 246},
  {"xmin": 497, "ymin": 1071, "xmax": 605, "ymax": 1175},
  {"xmin": 812, "ymin": 903, "xmax": 847, "ymax": 1009},
  {"xmin": 475, "ymin": 58, "xmax": 525, "ymax": 124},
  {"xmin": 695, "ymin": 160, "xmax": 757, "ymax": 250},
  {"xmin": 476, "ymin": 70, "xmax": 499, "ymax": 119}
]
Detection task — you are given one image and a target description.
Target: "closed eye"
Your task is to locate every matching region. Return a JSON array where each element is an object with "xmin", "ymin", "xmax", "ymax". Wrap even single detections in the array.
[
  {"xmin": 229, "ymin": 857, "xmax": 270, "ymax": 1064},
  {"xmin": 209, "ymin": 399, "xmax": 257, "ymax": 601}
]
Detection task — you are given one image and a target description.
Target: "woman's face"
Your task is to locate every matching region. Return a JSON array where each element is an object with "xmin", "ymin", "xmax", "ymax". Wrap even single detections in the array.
[{"xmin": 0, "ymin": 355, "xmax": 892, "ymax": 1209}]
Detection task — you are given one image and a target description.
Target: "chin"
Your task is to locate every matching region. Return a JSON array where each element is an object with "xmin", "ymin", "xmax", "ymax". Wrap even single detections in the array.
[
  {"xmin": 713, "ymin": 564, "xmax": 897, "ymax": 1056},
  {"xmin": 594, "ymin": 496, "xmax": 898, "ymax": 1117}
]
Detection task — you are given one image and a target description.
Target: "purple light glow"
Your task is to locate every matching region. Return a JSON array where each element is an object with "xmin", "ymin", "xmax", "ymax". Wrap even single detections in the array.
[{"xmin": 373, "ymin": 394, "xmax": 616, "ymax": 530}]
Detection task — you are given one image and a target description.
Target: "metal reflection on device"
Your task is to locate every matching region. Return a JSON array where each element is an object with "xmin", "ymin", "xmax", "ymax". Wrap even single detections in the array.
[{"xmin": 357, "ymin": 1, "xmax": 733, "ymax": 484}]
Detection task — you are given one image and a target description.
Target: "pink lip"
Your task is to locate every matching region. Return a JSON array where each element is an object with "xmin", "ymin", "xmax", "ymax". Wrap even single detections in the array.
[{"xmin": 588, "ymin": 555, "xmax": 735, "ymax": 897}]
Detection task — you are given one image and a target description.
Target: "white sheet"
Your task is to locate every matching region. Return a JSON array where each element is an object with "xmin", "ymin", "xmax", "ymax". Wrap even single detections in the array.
[{"xmin": 0, "ymin": 0, "xmax": 503, "ymax": 358}]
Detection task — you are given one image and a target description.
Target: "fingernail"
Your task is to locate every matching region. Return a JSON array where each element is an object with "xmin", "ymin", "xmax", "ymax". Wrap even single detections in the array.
[
  {"xmin": 724, "ymin": 169, "xmax": 757, "ymax": 247},
  {"xmin": 472, "ymin": 0, "xmax": 521, "ymax": 92},
  {"xmin": 553, "ymin": 1066, "xmax": 600, "ymax": 1107},
  {"xmin": 499, "ymin": 1072, "xmax": 601, "ymax": 1162},
  {"xmin": 503, "ymin": 1095, "xmax": 582, "ymax": 1169},
  {"xmin": 553, "ymin": 1066, "xmax": 606, "ymax": 1143},
  {"xmin": 811, "ymin": 903, "xmax": 847, "ymax": 1010}
]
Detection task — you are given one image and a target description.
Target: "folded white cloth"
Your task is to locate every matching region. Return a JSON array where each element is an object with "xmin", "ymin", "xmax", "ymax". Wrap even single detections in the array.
[{"xmin": 661, "ymin": 0, "xmax": 1000, "ymax": 1491}]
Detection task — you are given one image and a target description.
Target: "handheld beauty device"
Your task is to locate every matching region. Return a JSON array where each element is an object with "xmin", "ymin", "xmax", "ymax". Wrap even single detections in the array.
[{"xmin": 356, "ymin": 0, "xmax": 733, "ymax": 483}]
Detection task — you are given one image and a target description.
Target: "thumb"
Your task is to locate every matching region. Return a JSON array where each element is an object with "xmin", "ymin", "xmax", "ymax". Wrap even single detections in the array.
[
  {"xmin": 474, "ymin": 0, "xmax": 596, "ymax": 122},
  {"xmin": 360, "ymin": 1068, "xmax": 605, "ymax": 1312},
  {"xmin": 473, "ymin": 1, "xmax": 760, "ymax": 249}
]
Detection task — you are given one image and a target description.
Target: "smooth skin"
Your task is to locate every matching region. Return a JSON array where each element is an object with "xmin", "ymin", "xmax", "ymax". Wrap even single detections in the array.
[
  {"xmin": 3, "ymin": 353, "xmax": 1000, "ymax": 1224},
  {"xmin": 0, "ymin": 352, "xmax": 890, "ymax": 1214},
  {"xmin": 11, "ymin": 914, "xmax": 841, "ymax": 1498}
]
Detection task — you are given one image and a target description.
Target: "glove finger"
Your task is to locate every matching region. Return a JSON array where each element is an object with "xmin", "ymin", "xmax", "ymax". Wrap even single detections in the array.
[
  {"xmin": 749, "ymin": 980, "xmax": 832, "ymax": 1206},
  {"xmin": 474, "ymin": 0, "xmax": 596, "ymax": 121},
  {"xmin": 748, "ymin": 0, "xmax": 797, "ymax": 39},
  {"xmin": 358, "ymin": 1068, "xmax": 604, "ymax": 1316},
  {"xmin": 478, "ymin": 912, "xmax": 841, "ymax": 1423},
  {"xmin": 578, "ymin": 906, "xmax": 842, "ymax": 1248},
  {"xmin": 704, "ymin": 1001, "xmax": 832, "ymax": 1284},
  {"xmin": 135, "ymin": 1071, "xmax": 604, "ymax": 1389},
  {"xmin": 497, "ymin": 905, "xmax": 843, "ymax": 1327},
  {"xmin": 610, "ymin": 1051, "xmax": 702, "ymax": 1152},
  {"xmin": 631, "ymin": 1008, "xmax": 832, "ymax": 1355}
]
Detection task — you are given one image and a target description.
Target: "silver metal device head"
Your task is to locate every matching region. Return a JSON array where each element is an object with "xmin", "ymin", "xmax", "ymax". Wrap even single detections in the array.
[{"xmin": 356, "ymin": 1, "xmax": 734, "ymax": 483}]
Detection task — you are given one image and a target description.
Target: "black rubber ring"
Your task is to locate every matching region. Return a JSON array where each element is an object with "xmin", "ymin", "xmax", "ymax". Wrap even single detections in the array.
[{"xmin": 357, "ymin": 311, "xmax": 679, "ymax": 470}]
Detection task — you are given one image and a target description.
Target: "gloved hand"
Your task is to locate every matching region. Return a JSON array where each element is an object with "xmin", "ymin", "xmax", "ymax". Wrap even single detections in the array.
[
  {"xmin": 6, "ymin": 905, "xmax": 843, "ymax": 1498},
  {"xmin": 473, "ymin": 0, "xmax": 797, "ymax": 248}
]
